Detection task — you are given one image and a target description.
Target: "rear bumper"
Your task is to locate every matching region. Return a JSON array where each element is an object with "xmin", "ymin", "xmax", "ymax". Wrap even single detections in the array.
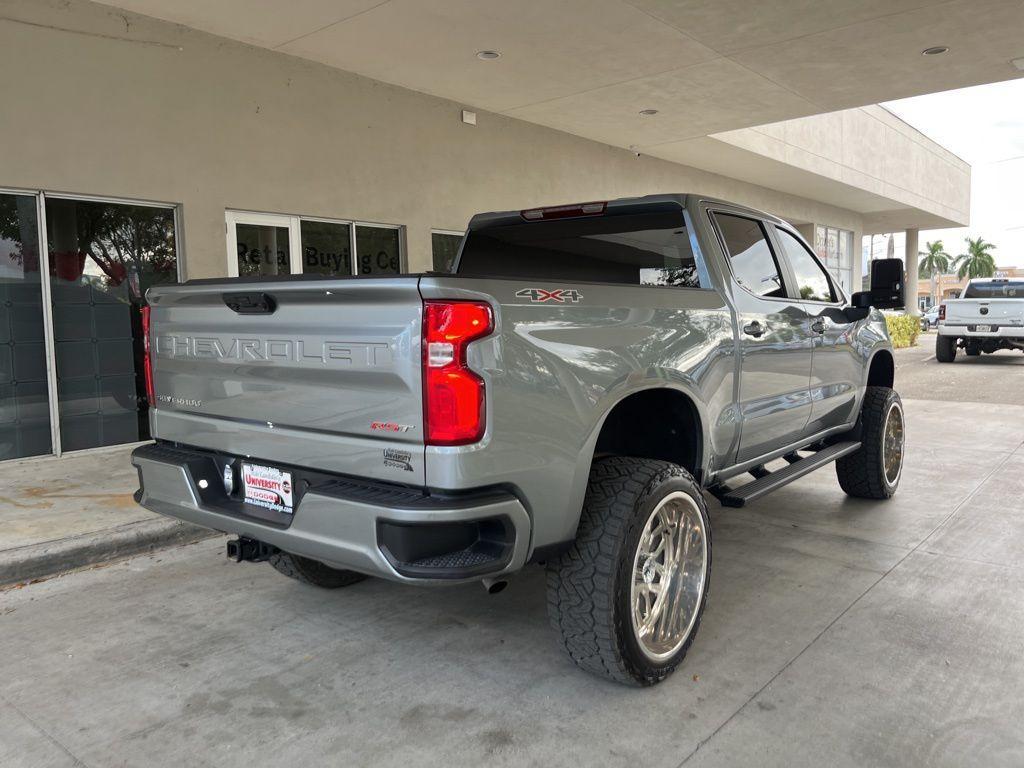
[
  {"xmin": 131, "ymin": 443, "xmax": 531, "ymax": 584},
  {"xmin": 937, "ymin": 324, "xmax": 1024, "ymax": 338}
]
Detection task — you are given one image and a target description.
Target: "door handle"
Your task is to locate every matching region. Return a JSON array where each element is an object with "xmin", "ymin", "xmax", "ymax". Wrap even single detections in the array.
[
  {"xmin": 811, "ymin": 318, "xmax": 826, "ymax": 334},
  {"xmin": 223, "ymin": 292, "xmax": 277, "ymax": 314},
  {"xmin": 743, "ymin": 321, "xmax": 766, "ymax": 338}
]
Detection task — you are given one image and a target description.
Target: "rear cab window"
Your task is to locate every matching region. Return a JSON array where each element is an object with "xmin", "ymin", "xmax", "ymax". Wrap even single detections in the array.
[
  {"xmin": 712, "ymin": 213, "xmax": 786, "ymax": 299},
  {"xmin": 457, "ymin": 211, "xmax": 705, "ymax": 288},
  {"xmin": 963, "ymin": 281, "xmax": 1024, "ymax": 298}
]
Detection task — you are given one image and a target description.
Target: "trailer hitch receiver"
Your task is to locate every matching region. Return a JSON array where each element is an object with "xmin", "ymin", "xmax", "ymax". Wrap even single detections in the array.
[{"xmin": 226, "ymin": 537, "xmax": 278, "ymax": 563}]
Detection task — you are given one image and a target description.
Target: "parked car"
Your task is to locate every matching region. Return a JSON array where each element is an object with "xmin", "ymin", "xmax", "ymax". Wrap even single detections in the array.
[
  {"xmin": 920, "ymin": 305, "xmax": 940, "ymax": 330},
  {"xmin": 936, "ymin": 278, "xmax": 1024, "ymax": 361},
  {"xmin": 131, "ymin": 194, "xmax": 906, "ymax": 685}
]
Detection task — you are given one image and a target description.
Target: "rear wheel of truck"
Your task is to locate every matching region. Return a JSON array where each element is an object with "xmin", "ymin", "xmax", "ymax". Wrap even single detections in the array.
[
  {"xmin": 268, "ymin": 552, "xmax": 368, "ymax": 588},
  {"xmin": 936, "ymin": 334, "xmax": 957, "ymax": 362},
  {"xmin": 836, "ymin": 387, "xmax": 904, "ymax": 499},
  {"xmin": 546, "ymin": 457, "xmax": 710, "ymax": 686}
]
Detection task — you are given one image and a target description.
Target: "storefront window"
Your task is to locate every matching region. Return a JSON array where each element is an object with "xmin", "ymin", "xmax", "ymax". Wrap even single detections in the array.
[
  {"xmin": 431, "ymin": 232, "xmax": 463, "ymax": 273},
  {"xmin": 236, "ymin": 223, "xmax": 291, "ymax": 276},
  {"xmin": 227, "ymin": 212, "xmax": 401, "ymax": 277},
  {"xmin": 814, "ymin": 224, "xmax": 854, "ymax": 293},
  {"xmin": 356, "ymin": 225, "xmax": 401, "ymax": 275},
  {"xmin": 301, "ymin": 220, "xmax": 351, "ymax": 275}
]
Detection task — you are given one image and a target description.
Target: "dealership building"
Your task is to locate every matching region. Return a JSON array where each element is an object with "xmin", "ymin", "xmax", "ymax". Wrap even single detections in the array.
[{"xmin": 3, "ymin": 0, "xmax": 1019, "ymax": 463}]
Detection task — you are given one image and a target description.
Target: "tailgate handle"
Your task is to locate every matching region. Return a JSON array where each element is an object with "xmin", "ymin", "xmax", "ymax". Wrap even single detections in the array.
[{"xmin": 223, "ymin": 292, "xmax": 277, "ymax": 314}]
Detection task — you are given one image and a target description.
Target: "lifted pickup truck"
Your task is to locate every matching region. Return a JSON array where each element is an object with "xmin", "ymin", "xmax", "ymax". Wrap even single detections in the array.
[
  {"xmin": 132, "ymin": 194, "xmax": 906, "ymax": 685},
  {"xmin": 936, "ymin": 278, "xmax": 1024, "ymax": 361}
]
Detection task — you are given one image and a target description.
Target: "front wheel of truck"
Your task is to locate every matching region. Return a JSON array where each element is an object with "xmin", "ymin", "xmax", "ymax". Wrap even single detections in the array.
[
  {"xmin": 268, "ymin": 552, "xmax": 368, "ymax": 588},
  {"xmin": 835, "ymin": 386, "xmax": 904, "ymax": 499},
  {"xmin": 546, "ymin": 457, "xmax": 711, "ymax": 686}
]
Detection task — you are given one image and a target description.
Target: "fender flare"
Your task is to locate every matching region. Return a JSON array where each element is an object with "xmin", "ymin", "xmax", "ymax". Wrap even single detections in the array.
[{"xmin": 556, "ymin": 379, "xmax": 709, "ymax": 545}]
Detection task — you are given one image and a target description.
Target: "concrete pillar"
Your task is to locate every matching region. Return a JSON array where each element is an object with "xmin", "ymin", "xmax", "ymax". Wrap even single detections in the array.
[{"xmin": 904, "ymin": 228, "xmax": 919, "ymax": 316}]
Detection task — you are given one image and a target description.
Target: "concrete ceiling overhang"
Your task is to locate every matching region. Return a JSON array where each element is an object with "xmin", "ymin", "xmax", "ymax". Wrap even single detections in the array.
[
  {"xmin": 101, "ymin": 0, "xmax": 1024, "ymax": 140},
  {"xmin": 100, "ymin": 0, "xmax": 1018, "ymax": 226}
]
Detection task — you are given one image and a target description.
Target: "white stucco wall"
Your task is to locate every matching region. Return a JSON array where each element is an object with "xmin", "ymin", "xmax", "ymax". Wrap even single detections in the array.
[
  {"xmin": 712, "ymin": 106, "xmax": 970, "ymax": 230},
  {"xmin": 1, "ymin": 0, "xmax": 870, "ymax": 278}
]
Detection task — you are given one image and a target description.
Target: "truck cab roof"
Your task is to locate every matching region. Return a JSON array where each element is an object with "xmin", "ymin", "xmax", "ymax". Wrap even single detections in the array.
[{"xmin": 466, "ymin": 193, "xmax": 785, "ymax": 231}]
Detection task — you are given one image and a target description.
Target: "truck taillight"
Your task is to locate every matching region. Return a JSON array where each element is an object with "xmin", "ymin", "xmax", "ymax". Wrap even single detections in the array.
[
  {"xmin": 422, "ymin": 301, "xmax": 493, "ymax": 445},
  {"xmin": 141, "ymin": 305, "xmax": 155, "ymax": 405},
  {"xmin": 938, "ymin": 303, "xmax": 946, "ymax": 321}
]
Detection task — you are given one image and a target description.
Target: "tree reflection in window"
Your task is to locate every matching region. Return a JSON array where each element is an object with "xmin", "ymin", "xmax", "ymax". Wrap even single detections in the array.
[{"xmin": 44, "ymin": 198, "xmax": 178, "ymax": 451}]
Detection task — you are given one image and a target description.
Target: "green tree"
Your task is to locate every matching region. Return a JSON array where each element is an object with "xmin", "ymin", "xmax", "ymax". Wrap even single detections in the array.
[
  {"xmin": 918, "ymin": 240, "xmax": 950, "ymax": 307},
  {"xmin": 954, "ymin": 237, "xmax": 997, "ymax": 280}
]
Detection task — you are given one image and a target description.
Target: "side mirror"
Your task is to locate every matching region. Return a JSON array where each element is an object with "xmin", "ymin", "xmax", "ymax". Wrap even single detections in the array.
[
  {"xmin": 867, "ymin": 257, "xmax": 905, "ymax": 310},
  {"xmin": 850, "ymin": 291, "xmax": 872, "ymax": 308},
  {"xmin": 844, "ymin": 294, "xmax": 871, "ymax": 322}
]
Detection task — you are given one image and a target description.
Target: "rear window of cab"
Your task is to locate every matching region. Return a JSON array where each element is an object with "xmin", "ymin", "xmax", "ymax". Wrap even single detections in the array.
[
  {"xmin": 963, "ymin": 281, "xmax": 1024, "ymax": 298},
  {"xmin": 458, "ymin": 212, "xmax": 704, "ymax": 289}
]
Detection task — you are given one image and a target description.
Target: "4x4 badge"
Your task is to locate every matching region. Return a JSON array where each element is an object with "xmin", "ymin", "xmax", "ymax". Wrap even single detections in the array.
[{"xmin": 515, "ymin": 288, "xmax": 583, "ymax": 304}]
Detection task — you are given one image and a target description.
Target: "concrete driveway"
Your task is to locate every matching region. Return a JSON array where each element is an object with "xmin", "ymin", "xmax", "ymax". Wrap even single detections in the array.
[
  {"xmin": 2, "ymin": 350, "xmax": 1023, "ymax": 767},
  {"xmin": 901, "ymin": 330, "xmax": 1024, "ymax": 405}
]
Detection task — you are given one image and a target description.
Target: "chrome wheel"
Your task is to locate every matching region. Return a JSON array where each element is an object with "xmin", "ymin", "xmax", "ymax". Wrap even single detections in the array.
[
  {"xmin": 882, "ymin": 401, "xmax": 905, "ymax": 486},
  {"xmin": 630, "ymin": 491, "xmax": 708, "ymax": 662}
]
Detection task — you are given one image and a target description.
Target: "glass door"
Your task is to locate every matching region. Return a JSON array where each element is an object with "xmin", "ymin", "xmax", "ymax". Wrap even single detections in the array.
[
  {"xmin": 44, "ymin": 196, "xmax": 178, "ymax": 452},
  {"xmin": 0, "ymin": 192, "xmax": 51, "ymax": 460}
]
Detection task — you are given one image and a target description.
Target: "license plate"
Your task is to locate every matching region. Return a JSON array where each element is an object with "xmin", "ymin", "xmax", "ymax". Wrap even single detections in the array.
[
  {"xmin": 976, "ymin": 325, "xmax": 992, "ymax": 333},
  {"xmin": 241, "ymin": 462, "xmax": 294, "ymax": 515}
]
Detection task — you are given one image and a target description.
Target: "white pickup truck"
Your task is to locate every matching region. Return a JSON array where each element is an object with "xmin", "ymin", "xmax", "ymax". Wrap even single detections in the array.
[{"xmin": 937, "ymin": 278, "xmax": 1024, "ymax": 361}]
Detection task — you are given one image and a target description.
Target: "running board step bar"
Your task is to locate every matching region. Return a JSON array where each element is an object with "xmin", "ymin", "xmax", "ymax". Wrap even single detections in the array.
[{"xmin": 712, "ymin": 441, "xmax": 861, "ymax": 508}]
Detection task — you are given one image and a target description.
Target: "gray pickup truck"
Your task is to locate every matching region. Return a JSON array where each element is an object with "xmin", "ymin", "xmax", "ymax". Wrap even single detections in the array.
[{"xmin": 132, "ymin": 194, "xmax": 906, "ymax": 685}]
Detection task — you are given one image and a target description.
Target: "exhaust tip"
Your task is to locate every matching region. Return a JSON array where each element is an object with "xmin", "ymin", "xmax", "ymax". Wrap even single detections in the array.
[{"xmin": 482, "ymin": 577, "xmax": 508, "ymax": 595}]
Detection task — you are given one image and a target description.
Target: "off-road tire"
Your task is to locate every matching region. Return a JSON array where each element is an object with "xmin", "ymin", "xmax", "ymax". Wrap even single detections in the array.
[
  {"xmin": 269, "ymin": 552, "xmax": 368, "ymax": 588},
  {"xmin": 836, "ymin": 386, "xmax": 904, "ymax": 499},
  {"xmin": 936, "ymin": 334, "xmax": 957, "ymax": 363},
  {"xmin": 546, "ymin": 457, "xmax": 711, "ymax": 686}
]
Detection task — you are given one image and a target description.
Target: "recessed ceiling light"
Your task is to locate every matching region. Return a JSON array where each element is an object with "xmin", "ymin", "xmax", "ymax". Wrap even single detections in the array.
[
  {"xmin": 921, "ymin": 46, "xmax": 949, "ymax": 56},
  {"xmin": 639, "ymin": 109, "xmax": 659, "ymax": 116},
  {"xmin": 476, "ymin": 50, "xmax": 501, "ymax": 60}
]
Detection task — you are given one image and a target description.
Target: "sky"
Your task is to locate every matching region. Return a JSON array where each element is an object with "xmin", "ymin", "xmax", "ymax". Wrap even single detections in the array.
[{"xmin": 862, "ymin": 77, "xmax": 1024, "ymax": 270}]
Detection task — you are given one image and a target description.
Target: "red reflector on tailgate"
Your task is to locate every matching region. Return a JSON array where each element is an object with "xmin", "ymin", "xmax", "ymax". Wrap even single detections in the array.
[{"xmin": 141, "ymin": 305, "xmax": 154, "ymax": 405}]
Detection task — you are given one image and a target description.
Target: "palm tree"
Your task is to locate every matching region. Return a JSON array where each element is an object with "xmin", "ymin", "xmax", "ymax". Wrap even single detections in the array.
[
  {"xmin": 918, "ymin": 240, "xmax": 950, "ymax": 307},
  {"xmin": 954, "ymin": 237, "xmax": 997, "ymax": 280}
]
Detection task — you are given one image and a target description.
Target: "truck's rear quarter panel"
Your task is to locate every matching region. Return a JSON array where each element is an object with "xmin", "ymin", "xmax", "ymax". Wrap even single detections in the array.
[{"xmin": 420, "ymin": 276, "xmax": 735, "ymax": 547}]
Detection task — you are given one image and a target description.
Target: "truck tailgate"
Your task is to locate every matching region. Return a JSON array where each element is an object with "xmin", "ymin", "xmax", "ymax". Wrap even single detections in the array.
[
  {"xmin": 147, "ymin": 278, "xmax": 425, "ymax": 485},
  {"xmin": 945, "ymin": 298, "xmax": 1024, "ymax": 327}
]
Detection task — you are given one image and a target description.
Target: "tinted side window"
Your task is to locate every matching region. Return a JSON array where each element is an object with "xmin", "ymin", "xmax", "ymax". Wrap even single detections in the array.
[
  {"xmin": 458, "ymin": 212, "xmax": 702, "ymax": 288},
  {"xmin": 714, "ymin": 213, "xmax": 785, "ymax": 298},
  {"xmin": 776, "ymin": 228, "xmax": 836, "ymax": 302}
]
